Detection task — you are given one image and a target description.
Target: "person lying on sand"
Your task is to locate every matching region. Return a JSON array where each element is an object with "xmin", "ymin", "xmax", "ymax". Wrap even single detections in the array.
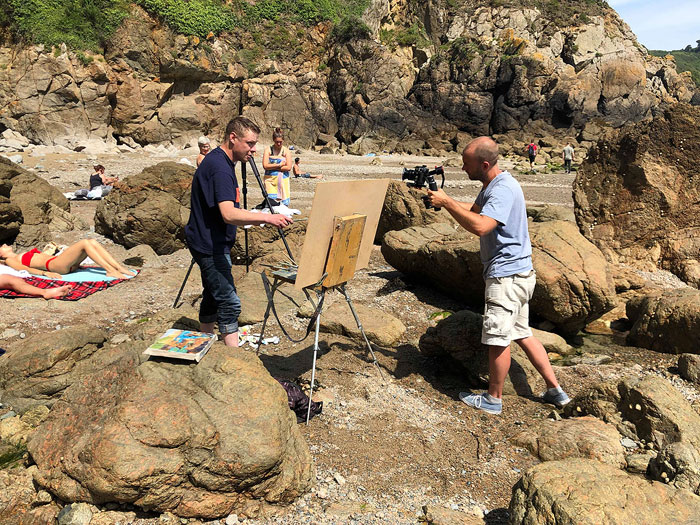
[
  {"xmin": 0, "ymin": 239, "xmax": 134, "ymax": 280},
  {"xmin": 0, "ymin": 275, "xmax": 72, "ymax": 299}
]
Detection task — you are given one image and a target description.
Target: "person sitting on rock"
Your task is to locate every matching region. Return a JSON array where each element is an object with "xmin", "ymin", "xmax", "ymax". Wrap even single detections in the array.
[
  {"xmin": 0, "ymin": 274, "xmax": 72, "ymax": 299},
  {"xmin": 197, "ymin": 136, "xmax": 211, "ymax": 167},
  {"xmin": 292, "ymin": 157, "xmax": 323, "ymax": 179},
  {"xmin": 89, "ymin": 164, "xmax": 119, "ymax": 196},
  {"xmin": 0, "ymin": 240, "xmax": 134, "ymax": 280}
]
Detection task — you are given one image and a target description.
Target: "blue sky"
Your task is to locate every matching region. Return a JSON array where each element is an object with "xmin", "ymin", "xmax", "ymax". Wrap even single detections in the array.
[{"xmin": 608, "ymin": 0, "xmax": 700, "ymax": 50}]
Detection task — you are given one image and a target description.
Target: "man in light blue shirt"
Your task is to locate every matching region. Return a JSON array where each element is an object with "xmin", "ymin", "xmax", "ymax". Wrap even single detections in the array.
[{"xmin": 427, "ymin": 137, "xmax": 569, "ymax": 415}]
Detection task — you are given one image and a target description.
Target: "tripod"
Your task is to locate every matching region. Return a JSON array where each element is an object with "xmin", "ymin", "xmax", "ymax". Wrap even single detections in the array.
[{"xmin": 172, "ymin": 158, "xmax": 295, "ymax": 308}]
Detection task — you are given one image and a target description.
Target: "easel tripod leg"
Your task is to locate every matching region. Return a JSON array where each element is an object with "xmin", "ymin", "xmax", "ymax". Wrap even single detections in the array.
[
  {"xmin": 340, "ymin": 284, "xmax": 385, "ymax": 382},
  {"xmin": 306, "ymin": 292, "xmax": 323, "ymax": 425},
  {"xmin": 173, "ymin": 258, "xmax": 196, "ymax": 308}
]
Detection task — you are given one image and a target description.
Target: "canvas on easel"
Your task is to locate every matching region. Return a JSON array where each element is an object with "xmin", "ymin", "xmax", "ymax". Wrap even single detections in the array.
[{"xmin": 294, "ymin": 179, "xmax": 390, "ymax": 289}]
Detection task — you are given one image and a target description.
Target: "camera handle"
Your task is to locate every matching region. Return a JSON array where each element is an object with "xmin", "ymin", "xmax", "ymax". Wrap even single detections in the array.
[{"xmin": 426, "ymin": 174, "xmax": 441, "ymax": 211}]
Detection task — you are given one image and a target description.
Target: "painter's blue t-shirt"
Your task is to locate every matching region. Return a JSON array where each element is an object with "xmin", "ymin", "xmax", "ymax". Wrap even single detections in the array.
[
  {"xmin": 474, "ymin": 171, "xmax": 532, "ymax": 279},
  {"xmin": 185, "ymin": 147, "xmax": 240, "ymax": 254}
]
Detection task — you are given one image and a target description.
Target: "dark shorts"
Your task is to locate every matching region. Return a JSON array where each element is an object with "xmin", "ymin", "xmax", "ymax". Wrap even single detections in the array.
[
  {"xmin": 190, "ymin": 248, "xmax": 241, "ymax": 335},
  {"xmin": 529, "ymin": 154, "xmax": 536, "ymax": 162}
]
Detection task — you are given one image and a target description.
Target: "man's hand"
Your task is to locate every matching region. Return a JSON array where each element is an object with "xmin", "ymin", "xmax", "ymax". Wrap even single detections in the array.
[
  {"xmin": 427, "ymin": 188, "xmax": 450, "ymax": 209},
  {"xmin": 266, "ymin": 214, "xmax": 293, "ymax": 228}
]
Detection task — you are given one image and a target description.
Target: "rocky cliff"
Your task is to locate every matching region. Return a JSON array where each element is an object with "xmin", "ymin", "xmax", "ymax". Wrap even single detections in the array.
[{"xmin": 0, "ymin": 1, "xmax": 695, "ymax": 152}]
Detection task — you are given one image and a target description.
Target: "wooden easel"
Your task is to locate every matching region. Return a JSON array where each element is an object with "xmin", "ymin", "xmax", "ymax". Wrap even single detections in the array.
[{"xmin": 258, "ymin": 213, "xmax": 384, "ymax": 423}]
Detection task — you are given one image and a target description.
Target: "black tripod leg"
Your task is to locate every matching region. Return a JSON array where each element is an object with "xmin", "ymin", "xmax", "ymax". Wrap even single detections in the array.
[
  {"xmin": 241, "ymin": 162, "xmax": 250, "ymax": 273},
  {"xmin": 173, "ymin": 258, "xmax": 196, "ymax": 308},
  {"xmin": 247, "ymin": 158, "xmax": 295, "ymax": 263}
]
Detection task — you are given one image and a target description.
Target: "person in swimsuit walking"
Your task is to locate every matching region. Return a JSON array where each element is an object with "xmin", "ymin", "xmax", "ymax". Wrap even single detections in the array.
[
  {"xmin": 0, "ymin": 240, "xmax": 134, "ymax": 280},
  {"xmin": 262, "ymin": 127, "xmax": 293, "ymax": 205}
]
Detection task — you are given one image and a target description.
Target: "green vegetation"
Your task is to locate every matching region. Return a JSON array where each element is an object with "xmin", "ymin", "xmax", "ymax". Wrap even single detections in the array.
[
  {"xmin": 138, "ymin": 0, "xmax": 238, "ymax": 36},
  {"xmin": 0, "ymin": 0, "xmax": 371, "ymax": 51},
  {"xmin": 330, "ymin": 15, "xmax": 371, "ymax": 43},
  {"xmin": 0, "ymin": 0, "xmax": 129, "ymax": 51},
  {"xmin": 0, "ymin": 442, "xmax": 27, "ymax": 470},
  {"xmin": 380, "ymin": 23, "xmax": 430, "ymax": 49},
  {"xmin": 650, "ymin": 42, "xmax": 700, "ymax": 87}
]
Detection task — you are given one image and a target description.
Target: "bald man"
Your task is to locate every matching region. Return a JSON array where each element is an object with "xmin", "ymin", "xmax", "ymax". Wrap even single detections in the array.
[{"xmin": 427, "ymin": 137, "xmax": 569, "ymax": 415}]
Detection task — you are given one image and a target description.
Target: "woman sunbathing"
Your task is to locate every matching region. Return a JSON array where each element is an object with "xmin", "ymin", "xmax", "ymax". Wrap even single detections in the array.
[
  {"xmin": 0, "ymin": 275, "xmax": 72, "ymax": 299},
  {"xmin": 0, "ymin": 239, "xmax": 134, "ymax": 280}
]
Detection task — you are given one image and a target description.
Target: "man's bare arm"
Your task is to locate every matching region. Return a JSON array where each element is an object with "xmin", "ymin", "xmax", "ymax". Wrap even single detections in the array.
[
  {"xmin": 427, "ymin": 189, "xmax": 495, "ymax": 237},
  {"xmin": 218, "ymin": 201, "xmax": 292, "ymax": 228}
]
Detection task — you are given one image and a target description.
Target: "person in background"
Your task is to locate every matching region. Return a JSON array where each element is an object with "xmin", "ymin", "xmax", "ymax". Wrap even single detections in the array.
[
  {"xmin": 526, "ymin": 141, "xmax": 538, "ymax": 170},
  {"xmin": 562, "ymin": 142, "xmax": 575, "ymax": 174},
  {"xmin": 262, "ymin": 127, "xmax": 293, "ymax": 205},
  {"xmin": 197, "ymin": 136, "xmax": 211, "ymax": 167},
  {"xmin": 89, "ymin": 164, "xmax": 118, "ymax": 195},
  {"xmin": 427, "ymin": 136, "xmax": 570, "ymax": 415},
  {"xmin": 292, "ymin": 157, "xmax": 323, "ymax": 179}
]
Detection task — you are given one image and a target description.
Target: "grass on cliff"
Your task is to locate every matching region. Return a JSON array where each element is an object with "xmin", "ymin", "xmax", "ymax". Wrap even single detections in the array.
[{"xmin": 0, "ymin": 0, "xmax": 370, "ymax": 51}]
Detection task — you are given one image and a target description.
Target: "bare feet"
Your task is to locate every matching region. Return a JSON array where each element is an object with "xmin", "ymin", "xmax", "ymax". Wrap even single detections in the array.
[{"xmin": 42, "ymin": 285, "xmax": 72, "ymax": 300}]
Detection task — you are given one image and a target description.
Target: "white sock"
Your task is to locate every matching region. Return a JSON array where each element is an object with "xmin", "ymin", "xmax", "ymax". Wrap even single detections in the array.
[
  {"xmin": 485, "ymin": 393, "xmax": 502, "ymax": 404},
  {"xmin": 547, "ymin": 386, "xmax": 564, "ymax": 395}
]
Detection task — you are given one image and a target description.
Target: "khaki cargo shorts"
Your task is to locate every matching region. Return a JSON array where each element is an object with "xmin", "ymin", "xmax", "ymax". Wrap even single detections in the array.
[{"xmin": 481, "ymin": 270, "xmax": 536, "ymax": 347}]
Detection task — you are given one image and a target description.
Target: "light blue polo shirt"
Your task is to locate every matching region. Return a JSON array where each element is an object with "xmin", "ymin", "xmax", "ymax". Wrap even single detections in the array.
[{"xmin": 474, "ymin": 171, "xmax": 533, "ymax": 279}]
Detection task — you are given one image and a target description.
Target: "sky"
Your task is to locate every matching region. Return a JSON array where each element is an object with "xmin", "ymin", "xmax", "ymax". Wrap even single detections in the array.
[{"xmin": 607, "ymin": 0, "xmax": 700, "ymax": 51}]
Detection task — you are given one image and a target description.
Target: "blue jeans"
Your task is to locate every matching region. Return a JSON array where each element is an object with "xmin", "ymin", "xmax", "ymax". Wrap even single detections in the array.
[{"xmin": 190, "ymin": 249, "xmax": 241, "ymax": 335}]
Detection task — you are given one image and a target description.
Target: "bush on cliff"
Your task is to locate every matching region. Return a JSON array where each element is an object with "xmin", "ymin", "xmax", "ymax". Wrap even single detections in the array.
[
  {"xmin": 0, "ymin": 0, "xmax": 371, "ymax": 49},
  {"xmin": 0, "ymin": 0, "xmax": 129, "ymax": 51}
]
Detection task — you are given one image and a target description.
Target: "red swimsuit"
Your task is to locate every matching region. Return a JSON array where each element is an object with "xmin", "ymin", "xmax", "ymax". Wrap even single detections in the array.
[{"xmin": 20, "ymin": 248, "xmax": 57, "ymax": 270}]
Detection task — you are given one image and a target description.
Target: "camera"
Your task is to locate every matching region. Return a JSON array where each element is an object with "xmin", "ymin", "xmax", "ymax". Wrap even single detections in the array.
[{"xmin": 402, "ymin": 165, "xmax": 445, "ymax": 210}]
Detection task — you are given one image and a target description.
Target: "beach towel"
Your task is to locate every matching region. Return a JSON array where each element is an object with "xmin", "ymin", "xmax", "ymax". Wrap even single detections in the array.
[{"xmin": 0, "ymin": 268, "xmax": 139, "ymax": 301}]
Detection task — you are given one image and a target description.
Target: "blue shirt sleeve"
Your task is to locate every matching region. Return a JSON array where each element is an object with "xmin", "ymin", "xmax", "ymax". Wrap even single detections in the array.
[
  {"xmin": 479, "ymin": 184, "xmax": 514, "ymax": 226},
  {"xmin": 207, "ymin": 168, "xmax": 236, "ymax": 207}
]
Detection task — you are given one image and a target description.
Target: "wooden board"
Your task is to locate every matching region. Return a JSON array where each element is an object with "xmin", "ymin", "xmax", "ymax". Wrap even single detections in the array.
[
  {"xmin": 323, "ymin": 214, "xmax": 366, "ymax": 287},
  {"xmin": 295, "ymin": 179, "xmax": 390, "ymax": 289}
]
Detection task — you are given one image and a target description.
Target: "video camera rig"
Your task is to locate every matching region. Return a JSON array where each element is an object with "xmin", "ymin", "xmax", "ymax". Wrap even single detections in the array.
[{"xmin": 402, "ymin": 165, "xmax": 445, "ymax": 210}]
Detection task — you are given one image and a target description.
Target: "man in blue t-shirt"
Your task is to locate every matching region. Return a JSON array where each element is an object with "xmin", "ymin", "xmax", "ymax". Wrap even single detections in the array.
[
  {"xmin": 185, "ymin": 117, "xmax": 292, "ymax": 347},
  {"xmin": 427, "ymin": 137, "xmax": 569, "ymax": 415}
]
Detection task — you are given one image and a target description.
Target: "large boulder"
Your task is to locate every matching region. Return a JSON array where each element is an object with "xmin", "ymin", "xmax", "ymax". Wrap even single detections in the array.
[
  {"xmin": 648, "ymin": 442, "xmax": 700, "ymax": 494},
  {"xmin": 564, "ymin": 375, "xmax": 700, "ymax": 450},
  {"xmin": 381, "ymin": 223, "xmax": 484, "ymax": 305},
  {"xmin": 511, "ymin": 416, "xmax": 626, "ymax": 467},
  {"xmin": 573, "ymin": 104, "xmax": 700, "ymax": 286},
  {"xmin": 625, "ymin": 288, "xmax": 700, "ymax": 354},
  {"xmin": 510, "ymin": 459, "xmax": 700, "ymax": 524},
  {"xmin": 0, "ymin": 326, "xmax": 108, "ymax": 413},
  {"xmin": 0, "ymin": 156, "xmax": 84, "ymax": 246},
  {"xmin": 94, "ymin": 161, "xmax": 193, "ymax": 254},
  {"xmin": 0, "ymin": 196, "xmax": 22, "ymax": 243},
  {"xmin": 382, "ymin": 220, "xmax": 616, "ymax": 334},
  {"xmin": 374, "ymin": 180, "xmax": 454, "ymax": 243},
  {"xmin": 317, "ymin": 302, "xmax": 406, "ymax": 347},
  {"xmin": 529, "ymin": 220, "xmax": 616, "ymax": 335},
  {"xmin": 231, "ymin": 219, "xmax": 307, "ymax": 269},
  {"xmin": 419, "ymin": 310, "xmax": 540, "ymax": 396},
  {"xmin": 28, "ymin": 344, "xmax": 313, "ymax": 519}
]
